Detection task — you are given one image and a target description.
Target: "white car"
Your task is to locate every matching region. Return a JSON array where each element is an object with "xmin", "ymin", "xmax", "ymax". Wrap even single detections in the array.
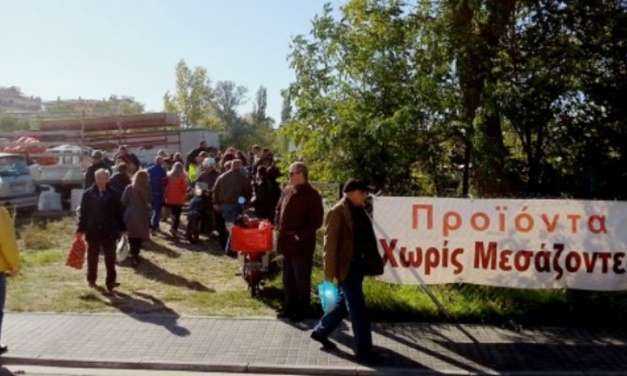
[{"xmin": 0, "ymin": 153, "xmax": 38, "ymax": 211}]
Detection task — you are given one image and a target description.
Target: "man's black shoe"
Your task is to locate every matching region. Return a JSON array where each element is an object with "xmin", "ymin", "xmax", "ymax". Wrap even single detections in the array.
[
  {"xmin": 310, "ymin": 331, "xmax": 337, "ymax": 351},
  {"xmin": 277, "ymin": 310, "xmax": 293, "ymax": 320},
  {"xmin": 0, "ymin": 345, "xmax": 8, "ymax": 356},
  {"xmin": 356, "ymin": 350, "xmax": 383, "ymax": 365},
  {"xmin": 289, "ymin": 314, "xmax": 306, "ymax": 323}
]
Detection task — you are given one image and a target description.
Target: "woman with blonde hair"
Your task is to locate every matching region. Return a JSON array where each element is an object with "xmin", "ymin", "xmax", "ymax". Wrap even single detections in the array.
[
  {"xmin": 164, "ymin": 162, "xmax": 188, "ymax": 239},
  {"xmin": 121, "ymin": 169, "xmax": 152, "ymax": 267}
]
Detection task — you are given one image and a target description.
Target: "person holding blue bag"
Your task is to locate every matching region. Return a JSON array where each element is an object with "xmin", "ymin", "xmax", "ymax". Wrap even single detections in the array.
[{"xmin": 311, "ymin": 179, "xmax": 384, "ymax": 362}]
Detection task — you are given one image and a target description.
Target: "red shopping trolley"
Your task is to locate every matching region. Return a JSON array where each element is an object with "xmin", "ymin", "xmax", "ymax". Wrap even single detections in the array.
[{"xmin": 231, "ymin": 219, "xmax": 274, "ymax": 297}]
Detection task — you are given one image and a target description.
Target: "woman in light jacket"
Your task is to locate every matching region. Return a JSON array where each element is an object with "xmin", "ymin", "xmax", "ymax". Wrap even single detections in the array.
[
  {"xmin": 121, "ymin": 170, "xmax": 152, "ymax": 267},
  {"xmin": 0, "ymin": 207, "xmax": 20, "ymax": 355}
]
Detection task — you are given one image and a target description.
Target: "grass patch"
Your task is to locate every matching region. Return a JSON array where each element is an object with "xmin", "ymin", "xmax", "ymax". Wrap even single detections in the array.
[
  {"xmin": 7, "ymin": 215, "xmax": 627, "ymax": 327},
  {"xmin": 20, "ymin": 248, "xmax": 65, "ymax": 268}
]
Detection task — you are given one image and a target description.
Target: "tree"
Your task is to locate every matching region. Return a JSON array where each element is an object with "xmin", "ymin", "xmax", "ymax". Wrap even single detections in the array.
[
  {"xmin": 163, "ymin": 61, "xmax": 277, "ymax": 149},
  {"xmin": 280, "ymin": 88, "xmax": 293, "ymax": 124},
  {"xmin": 286, "ymin": 0, "xmax": 460, "ymax": 193},
  {"xmin": 286, "ymin": 0, "xmax": 626, "ymax": 198},
  {"xmin": 252, "ymin": 86, "xmax": 268, "ymax": 125},
  {"xmin": 249, "ymin": 86, "xmax": 276, "ymax": 148},
  {"xmin": 163, "ymin": 59, "xmax": 213, "ymax": 127},
  {"xmin": 443, "ymin": 0, "xmax": 517, "ymax": 196},
  {"xmin": 213, "ymin": 80, "xmax": 249, "ymax": 148}
]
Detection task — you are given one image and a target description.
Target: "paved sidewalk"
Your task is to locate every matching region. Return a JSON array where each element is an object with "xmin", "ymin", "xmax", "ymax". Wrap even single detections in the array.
[{"xmin": 1, "ymin": 313, "xmax": 626, "ymax": 375}]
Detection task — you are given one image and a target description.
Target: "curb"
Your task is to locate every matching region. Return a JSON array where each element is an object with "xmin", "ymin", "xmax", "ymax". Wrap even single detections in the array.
[
  {"xmin": 2, "ymin": 356, "xmax": 620, "ymax": 375},
  {"xmin": 0, "ymin": 356, "xmax": 469, "ymax": 375}
]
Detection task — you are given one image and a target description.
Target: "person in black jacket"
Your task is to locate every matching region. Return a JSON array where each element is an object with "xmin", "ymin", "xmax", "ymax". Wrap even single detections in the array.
[
  {"xmin": 77, "ymin": 168, "xmax": 123, "ymax": 293},
  {"xmin": 252, "ymin": 166, "xmax": 281, "ymax": 221},
  {"xmin": 84, "ymin": 151, "xmax": 112, "ymax": 189},
  {"xmin": 108, "ymin": 162, "xmax": 131, "ymax": 200}
]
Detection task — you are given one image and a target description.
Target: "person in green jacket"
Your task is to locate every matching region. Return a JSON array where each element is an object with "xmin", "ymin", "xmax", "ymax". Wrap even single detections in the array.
[
  {"xmin": 0, "ymin": 207, "xmax": 20, "ymax": 356},
  {"xmin": 187, "ymin": 151, "xmax": 208, "ymax": 184}
]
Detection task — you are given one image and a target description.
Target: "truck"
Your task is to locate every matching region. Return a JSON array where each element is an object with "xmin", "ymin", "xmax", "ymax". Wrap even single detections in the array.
[
  {"xmin": 0, "ymin": 113, "xmax": 220, "ymax": 211},
  {"xmin": 28, "ymin": 144, "xmax": 93, "ymax": 209}
]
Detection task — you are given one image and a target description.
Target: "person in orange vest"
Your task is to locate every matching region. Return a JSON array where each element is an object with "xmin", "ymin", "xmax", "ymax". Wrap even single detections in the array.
[{"xmin": 0, "ymin": 206, "xmax": 21, "ymax": 355}]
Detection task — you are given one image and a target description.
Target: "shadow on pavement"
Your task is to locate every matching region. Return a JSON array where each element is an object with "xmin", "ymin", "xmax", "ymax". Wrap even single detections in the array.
[
  {"xmin": 330, "ymin": 326, "xmax": 434, "ymax": 371},
  {"xmin": 270, "ymin": 319, "xmax": 434, "ymax": 371},
  {"xmin": 435, "ymin": 341, "xmax": 627, "ymax": 372},
  {"xmin": 102, "ymin": 290, "xmax": 191, "ymax": 337},
  {"xmin": 373, "ymin": 326, "xmax": 486, "ymax": 374},
  {"xmin": 374, "ymin": 324, "xmax": 627, "ymax": 373}
]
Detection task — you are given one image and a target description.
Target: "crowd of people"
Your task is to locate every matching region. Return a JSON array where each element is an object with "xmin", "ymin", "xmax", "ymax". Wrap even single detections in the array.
[
  {"xmin": 78, "ymin": 141, "xmax": 283, "ymax": 273},
  {"xmin": 0, "ymin": 140, "xmax": 384, "ymax": 361}
]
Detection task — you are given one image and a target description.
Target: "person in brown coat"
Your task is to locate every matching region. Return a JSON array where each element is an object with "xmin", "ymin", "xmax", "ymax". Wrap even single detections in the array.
[
  {"xmin": 274, "ymin": 162, "xmax": 324, "ymax": 321},
  {"xmin": 310, "ymin": 179, "xmax": 383, "ymax": 361},
  {"xmin": 121, "ymin": 170, "xmax": 152, "ymax": 267}
]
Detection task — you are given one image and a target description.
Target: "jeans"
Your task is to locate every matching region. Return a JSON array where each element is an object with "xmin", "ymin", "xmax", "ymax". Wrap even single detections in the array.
[
  {"xmin": 221, "ymin": 203, "xmax": 243, "ymax": 223},
  {"xmin": 0, "ymin": 274, "xmax": 5, "ymax": 342},
  {"xmin": 215, "ymin": 209, "xmax": 228, "ymax": 250},
  {"xmin": 151, "ymin": 196, "xmax": 164, "ymax": 230},
  {"xmin": 221, "ymin": 204, "xmax": 243, "ymax": 252},
  {"xmin": 313, "ymin": 260, "xmax": 372, "ymax": 354}
]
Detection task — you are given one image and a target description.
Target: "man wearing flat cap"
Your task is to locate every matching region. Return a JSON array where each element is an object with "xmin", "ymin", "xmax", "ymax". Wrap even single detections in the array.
[{"xmin": 310, "ymin": 178, "xmax": 384, "ymax": 361}]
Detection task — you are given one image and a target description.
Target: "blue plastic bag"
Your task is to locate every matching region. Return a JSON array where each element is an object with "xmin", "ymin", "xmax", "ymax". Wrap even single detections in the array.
[{"xmin": 318, "ymin": 281, "xmax": 340, "ymax": 314}]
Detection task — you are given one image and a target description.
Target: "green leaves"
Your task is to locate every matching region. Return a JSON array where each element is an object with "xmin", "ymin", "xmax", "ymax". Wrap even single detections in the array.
[
  {"xmin": 286, "ymin": 0, "xmax": 625, "ymax": 199},
  {"xmin": 286, "ymin": 1, "xmax": 460, "ymax": 195},
  {"xmin": 164, "ymin": 61, "xmax": 276, "ymax": 150}
]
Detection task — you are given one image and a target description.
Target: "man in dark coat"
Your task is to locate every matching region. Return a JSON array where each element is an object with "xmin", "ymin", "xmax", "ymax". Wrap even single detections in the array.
[
  {"xmin": 310, "ymin": 179, "xmax": 383, "ymax": 361},
  {"xmin": 108, "ymin": 162, "xmax": 131, "ymax": 200},
  {"xmin": 114, "ymin": 145, "xmax": 141, "ymax": 173},
  {"xmin": 274, "ymin": 162, "xmax": 324, "ymax": 321},
  {"xmin": 252, "ymin": 166, "xmax": 281, "ymax": 221},
  {"xmin": 77, "ymin": 168, "xmax": 123, "ymax": 293},
  {"xmin": 84, "ymin": 150, "xmax": 112, "ymax": 189}
]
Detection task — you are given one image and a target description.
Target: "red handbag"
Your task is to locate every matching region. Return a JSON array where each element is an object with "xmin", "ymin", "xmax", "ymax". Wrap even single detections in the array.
[{"xmin": 66, "ymin": 234, "xmax": 87, "ymax": 269}]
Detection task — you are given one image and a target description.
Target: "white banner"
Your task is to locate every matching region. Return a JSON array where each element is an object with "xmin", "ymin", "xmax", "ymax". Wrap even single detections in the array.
[{"xmin": 373, "ymin": 197, "xmax": 627, "ymax": 291}]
